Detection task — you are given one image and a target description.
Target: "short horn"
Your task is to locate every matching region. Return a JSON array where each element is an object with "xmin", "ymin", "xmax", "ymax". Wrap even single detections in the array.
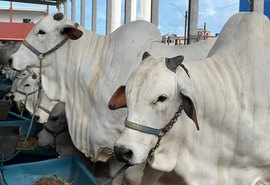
[{"xmin": 53, "ymin": 13, "xmax": 64, "ymax": 21}]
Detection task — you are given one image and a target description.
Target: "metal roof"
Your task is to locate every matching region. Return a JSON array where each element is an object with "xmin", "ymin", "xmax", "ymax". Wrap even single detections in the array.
[{"xmin": 0, "ymin": 0, "xmax": 66, "ymax": 6}]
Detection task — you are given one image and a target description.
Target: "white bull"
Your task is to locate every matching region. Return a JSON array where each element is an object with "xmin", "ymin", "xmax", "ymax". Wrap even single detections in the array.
[
  {"xmin": 9, "ymin": 12, "xmax": 216, "ymax": 185},
  {"xmin": 10, "ymin": 12, "xmax": 162, "ymax": 162},
  {"xmin": 10, "ymin": 71, "xmax": 58, "ymax": 123},
  {"xmin": 110, "ymin": 12, "xmax": 270, "ymax": 185}
]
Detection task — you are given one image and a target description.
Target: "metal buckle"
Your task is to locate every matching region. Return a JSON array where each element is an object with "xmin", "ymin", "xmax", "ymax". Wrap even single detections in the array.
[{"xmin": 38, "ymin": 54, "xmax": 44, "ymax": 59}]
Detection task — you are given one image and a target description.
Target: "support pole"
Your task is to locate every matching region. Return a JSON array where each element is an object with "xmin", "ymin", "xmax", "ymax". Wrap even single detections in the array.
[
  {"xmin": 253, "ymin": 0, "xmax": 264, "ymax": 13},
  {"xmin": 10, "ymin": 0, "xmax": 12, "ymax": 23},
  {"xmin": 151, "ymin": 0, "xmax": 159, "ymax": 26},
  {"xmin": 125, "ymin": 0, "xmax": 137, "ymax": 24},
  {"xmin": 64, "ymin": 0, "xmax": 68, "ymax": 18},
  {"xmin": 203, "ymin": 22, "xmax": 206, "ymax": 40},
  {"xmin": 184, "ymin": 11, "xmax": 187, "ymax": 45},
  {"xmin": 106, "ymin": 0, "xmax": 112, "ymax": 34},
  {"xmin": 46, "ymin": 5, "xmax": 49, "ymax": 15},
  {"xmin": 140, "ymin": 0, "xmax": 151, "ymax": 22},
  {"xmin": 111, "ymin": 0, "xmax": 121, "ymax": 32},
  {"xmin": 71, "ymin": 0, "xmax": 76, "ymax": 21},
  {"xmin": 56, "ymin": 3, "xmax": 61, "ymax": 12},
  {"xmin": 92, "ymin": 0, "xmax": 97, "ymax": 32},
  {"xmin": 250, "ymin": 0, "xmax": 254, "ymax": 12},
  {"xmin": 187, "ymin": 0, "xmax": 199, "ymax": 44},
  {"xmin": 81, "ymin": 0, "xmax": 85, "ymax": 26}
]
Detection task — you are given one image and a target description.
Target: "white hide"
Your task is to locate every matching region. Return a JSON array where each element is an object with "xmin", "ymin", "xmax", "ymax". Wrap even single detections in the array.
[
  {"xmin": 115, "ymin": 12, "xmax": 270, "ymax": 185},
  {"xmin": 10, "ymin": 12, "xmax": 217, "ymax": 163},
  {"xmin": 146, "ymin": 37, "xmax": 216, "ymax": 60},
  {"xmin": 10, "ymin": 14, "xmax": 162, "ymax": 162},
  {"xmin": 12, "ymin": 72, "xmax": 58, "ymax": 123},
  {"xmin": 9, "ymin": 13, "xmax": 218, "ymax": 185}
]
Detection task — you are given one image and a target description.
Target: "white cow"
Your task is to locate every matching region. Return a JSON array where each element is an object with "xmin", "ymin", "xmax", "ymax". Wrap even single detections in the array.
[
  {"xmin": 10, "ymin": 12, "xmax": 162, "ymax": 162},
  {"xmin": 10, "ymin": 71, "xmax": 58, "ymax": 123},
  {"xmin": 110, "ymin": 12, "xmax": 270, "ymax": 185},
  {"xmin": 9, "ymin": 12, "xmax": 161, "ymax": 185},
  {"xmin": 9, "ymin": 12, "xmax": 216, "ymax": 184}
]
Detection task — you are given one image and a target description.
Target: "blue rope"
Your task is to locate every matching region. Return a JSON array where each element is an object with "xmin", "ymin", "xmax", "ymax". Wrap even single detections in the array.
[
  {"xmin": 101, "ymin": 164, "xmax": 130, "ymax": 185},
  {"xmin": 0, "ymin": 86, "xmax": 42, "ymax": 185},
  {"xmin": 0, "ymin": 152, "xmax": 7, "ymax": 185}
]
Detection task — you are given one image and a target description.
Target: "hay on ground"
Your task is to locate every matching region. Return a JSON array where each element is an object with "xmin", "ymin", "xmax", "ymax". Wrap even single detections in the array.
[{"xmin": 16, "ymin": 136, "xmax": 38, "ymax": 150}]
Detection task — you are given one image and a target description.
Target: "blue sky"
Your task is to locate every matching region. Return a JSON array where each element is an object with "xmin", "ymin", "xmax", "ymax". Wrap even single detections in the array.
[{"xmin": 0, "ymin": 0, "xmax": 240, "ymax": 36}]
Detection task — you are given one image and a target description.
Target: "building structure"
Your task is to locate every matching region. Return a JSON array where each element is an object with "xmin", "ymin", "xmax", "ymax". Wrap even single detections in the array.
[
  {"xmin": 162, "ymin": 34, "xmax": 185, "ymax": 46},
  {"xmin": 162, "ymin": 29, "xmax": 215, "ymax": 46},
  {"xmin": 197, "ymin": 28, "xmax": 215, "ymax": 41},
  {"xmin": 0, "ymin": 6, "xmax": 47, "ymax": 23}
]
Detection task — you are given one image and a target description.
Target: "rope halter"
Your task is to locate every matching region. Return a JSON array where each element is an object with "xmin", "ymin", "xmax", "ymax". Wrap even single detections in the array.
[
  {"xmin": 43, "ymin": 124, "xmax": 68, "ymax": 148},
  {"xmin": 125, "ymin": 105, "xmax": 184, "ymax": 157}
]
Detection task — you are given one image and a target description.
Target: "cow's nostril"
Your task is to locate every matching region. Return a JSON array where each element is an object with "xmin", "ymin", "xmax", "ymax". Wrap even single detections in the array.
[
  {"xmin": 10, "ymin": 95, "xmax": 15, "ymax": 100},
  {"xmin": 114, "ymin": 146, "xmax": 133, "ymax": 164},
  {"xmin": 35, "ymin": 116, "xmax": 40, "ymax": 121},
  {"xmin": 8, "ymin": 57, "xmax": 13, "ymax": 66}
]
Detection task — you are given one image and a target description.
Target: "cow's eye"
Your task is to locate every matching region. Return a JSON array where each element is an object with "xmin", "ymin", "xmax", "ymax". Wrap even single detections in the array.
[
  {"xmin": 157, "ymin": 95, "xmax": 167, "ymax": 103},
  {"xmin": 32, "ymin": 74, "xmax": 37, "ymax": 79},
  {"xmin": 50, "ymin": 117, "xmax": 58, "ymax": 121},
  {"xmin": 37, "ymin": 30, "xmax": 46, "ymax": 35},
  {"xmin": 24, "ymin": 84, "xmax": 30, "ymax": 87}
]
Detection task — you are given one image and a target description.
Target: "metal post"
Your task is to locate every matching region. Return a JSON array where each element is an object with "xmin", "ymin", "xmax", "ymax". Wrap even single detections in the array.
[
  {"xmin": 253, "ymin": 0, "xmax": 264, "ymax": 13},
  {"xmin": 81, "ymin": 0, "xmax": 85, "ymax": 26},
  {"xmin": 184, "ymin": 11, "xmax": 187, "ymax": 45},
  {"xmin": 125, "ymin": 0, "xmax": 131, "ymax": 23},
  {"xmin": 250, "ymin": 0, "xmax": 254, "ymax": 12},
  {"xmin": 187, "ymin": 0, "xmax": 199, "ymax": 44},
  {"xmin": 71, "ymin": 0, "xmax": 76, "ymax": 21},
  {"xmin": 151, "ymin": 0, "xmax": 159, "ymax": 26},
  {"xmin": 140, "ymin": 0, "xmax": 151, "ymax": 22},
  {"xmin": 56, "ymin": 3, "xmax": 61, "ymax": 12},
  {"xmin": 203, "ymin": 22, "xmax": 206, "ymax": 40},
  {"xmin": 92, "ymin": 0, "xmax": 97, "ymax": 32},
  {"xmin": 10, "ymin": 0, "xmax": 12, "ymax": 23},
  {"xmin": 63, "ymin": 0, "xmax": 68, "ymax": 18},
  {"xmin": 125, "ymin": 0, "xmax": 136, "ymax": 24},
  {"xmin": 111, "ymin": 0, "xmax": 121, "ymax": 32},
  {"xmin": 106, "ymin": 0, "xmax": 112, "ymax": 34}
]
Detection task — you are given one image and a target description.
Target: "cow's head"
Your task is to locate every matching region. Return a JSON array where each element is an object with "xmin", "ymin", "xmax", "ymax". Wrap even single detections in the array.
[
  {"xmin": 9, "ymin": 12, "xmax": 83, "ymax": 71},
  {"xmin": 12, "ymin": 72, "xmax": 57, "ymax": 123},
  {"xmin": 109, "ymin": 52, "xmax": 199, "ymax": 172},
  {"xmin": 37, "ymin": 102, "xmax": 69, "ymax": 155}
]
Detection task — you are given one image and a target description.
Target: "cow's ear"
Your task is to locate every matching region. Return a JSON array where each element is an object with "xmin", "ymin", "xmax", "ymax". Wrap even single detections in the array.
[
  {"xmin": 108, "ymin": 86, "xmax": 127, "ymax": 110},
  {"xmin": 142, "ymin": 52, "xmax": 151, "ymax": 60},
  {"xmin": 181, "ymin": 93, "xmax": 199, "ymax": 130},
  {"xmin": 50, "ymin": 102, "xmax": 65, "ymax": 118},
  {"xmin": 178, "ymin": 76, "xmax": 200, "ymax": 130},
  {"xmin": 165, "ymin": 55, "xmax": 184, "ymax": 73},
  {"xmin": 61, "ymin": 25, "xmax": 83, "ymax": 40}
]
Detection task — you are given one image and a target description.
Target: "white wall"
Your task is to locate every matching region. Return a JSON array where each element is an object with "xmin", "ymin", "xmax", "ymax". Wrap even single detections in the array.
[{"xmin": 0, "ymin": 7, "xmax": 46, "ymax": 23}]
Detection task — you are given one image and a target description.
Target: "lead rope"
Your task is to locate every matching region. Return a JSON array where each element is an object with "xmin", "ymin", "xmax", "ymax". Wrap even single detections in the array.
[
  {"xmin": 148, "ymin": 105, "xmax": 184, "ymax": 157},
  {"xmin": 0, "ymin": 57, "xmax": 43, "ymax": 185},
  {"xmin": 101, "ymin": 164, "xmax": 130, "ymax": 185}
]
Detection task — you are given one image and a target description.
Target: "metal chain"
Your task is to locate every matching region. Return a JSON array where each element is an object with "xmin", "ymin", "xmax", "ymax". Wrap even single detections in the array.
[
  {"xmin": 42, "ymin": 37, "xmax": 69, "ymax": 58},
  {"xmin": 149, "ymin": 105, "xmax": 183, "ymax": 156}
]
